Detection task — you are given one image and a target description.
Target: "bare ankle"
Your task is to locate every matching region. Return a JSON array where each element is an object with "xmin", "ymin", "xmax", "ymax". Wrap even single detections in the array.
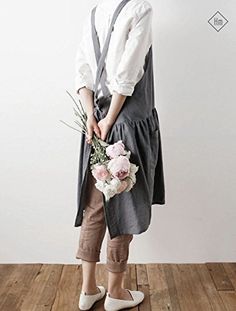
[
  {"xmin": 108, "ymin": 288, "xmax": 133, "ymax": 300},
  {"xmin": 82, "ymin": 284, "xmax": 99, "ymax": 294},
  {"xmin": 108, "ymin": 287, "xmax": 123, "ymax": 295}
]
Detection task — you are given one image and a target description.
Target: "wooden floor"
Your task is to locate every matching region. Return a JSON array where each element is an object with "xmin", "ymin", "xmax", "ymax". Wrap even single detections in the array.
[{"xmin": 0, "ymin": 263, "xmax": 235, "ymax": 310}]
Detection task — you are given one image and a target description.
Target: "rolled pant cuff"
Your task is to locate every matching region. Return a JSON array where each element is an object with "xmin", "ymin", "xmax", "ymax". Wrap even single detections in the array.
[
  {"xmin": 106, "ymin": 260, "xmax": 128, "ymax": 273},
  {"xmin": 76, "ymin": 249, "xmax": 100, "ymax": 262}
]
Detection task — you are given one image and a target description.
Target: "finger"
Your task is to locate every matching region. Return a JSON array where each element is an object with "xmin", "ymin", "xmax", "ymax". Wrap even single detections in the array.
[
  {"xmin": 100, "ymin": 130, "xmax": 108, "ymax": 141},
  {"xmin": 87, "ymin": 126, "xmax": 93, "ymax": 138},
  {"xmin": 86, "ymin": 136, "xmax": 92, "ymax": 144},
  {"xmin": 87, "ymin": 126, "xmax": 93, "ymax": 143},
  {"xmin": 86, "ymin": 137, "xmax": 92, "ymax": 145},
  {"xmin": 85, "ymin": 134, "xmax": 92, "ymax": 144},
  {"xmin": 93, "ymin": 124, "xmax": 101, "ymax": 138}
]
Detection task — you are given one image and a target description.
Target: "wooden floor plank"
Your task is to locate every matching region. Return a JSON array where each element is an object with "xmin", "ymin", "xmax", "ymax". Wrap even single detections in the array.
[
  {"xmin": 172, "ymin": 264, "xmax": 202, "ymax": 311},
  {"xmin": 0, "ymin": 264, "xmax": 17, "ymax": 295},
  {"xmin": 196, "ymin": 264, "xmax": 227, "ymax": 311},
  {"xmin": 219, "ymin": 291, "xmax": 236, "ymax": 311},
  {"xmin": 186, "ymin": 264, "xmax": 212, "ymax": 310},
  {"xmin": 0, "ymin": 264, "xmax": 16, "ymax": 282},
  {"xmin": 136, "ymin": 264, "xmax": 151, "ymax": 311},
  {"xmin": 163, "ymin": 263, "xmax": 181, "ymax": 311},
  {"xmin": 206, "ymin": 263, "xmax": 234, "ymax": 291},
  {"xmin": 51, "ymin": 264, "xmax": 81, "ymax": 311},
  {"xmin": 136, "ymin": 264, "xmax": 149, "ymax": 286},
  {"xmin": 147, "ymin": 263, "xmax": 172, "ymax": 310},
  {"xmin": 223, "ymin": 263, "xmax": 236, "ymax": 290},
  {"xmin": 20, "ymin": 264, "xmax": 63, "ymax": 311},
  {"xmin": 0, "ymin": 263, "xmax": 42, "ymax": 311}
]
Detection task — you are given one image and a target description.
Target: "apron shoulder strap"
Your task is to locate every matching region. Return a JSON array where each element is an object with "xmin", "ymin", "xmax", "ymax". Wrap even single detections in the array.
[
  {"xmin": 91, "ymin": 6, "xmax": 110, "ymax": 97},
  {"xmin": 91, "ymin": 0, "xmax": 132, "ymax": 102}
]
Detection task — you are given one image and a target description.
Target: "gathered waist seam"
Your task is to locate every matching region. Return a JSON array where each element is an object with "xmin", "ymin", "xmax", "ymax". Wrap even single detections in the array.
[{"xmin": 112, "ymin": 107, "xmax": 159, "ymax": 131}]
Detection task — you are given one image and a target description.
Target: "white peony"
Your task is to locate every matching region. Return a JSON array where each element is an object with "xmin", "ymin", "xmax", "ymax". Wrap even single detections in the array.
[{"xmin": 103, "ymin": 184, "xmax": 118, "ymax": 201}]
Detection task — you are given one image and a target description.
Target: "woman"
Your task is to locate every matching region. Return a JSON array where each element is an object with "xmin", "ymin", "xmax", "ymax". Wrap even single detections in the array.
[{"xmin": 74, "ymin": 0, "xmax": 165, "ymax": 310}]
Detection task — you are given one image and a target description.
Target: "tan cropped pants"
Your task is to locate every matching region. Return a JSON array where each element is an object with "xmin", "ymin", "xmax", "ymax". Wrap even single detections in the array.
[{"xmin": 76, "ymin": 168, "xmax": 133, "ymax": 273}]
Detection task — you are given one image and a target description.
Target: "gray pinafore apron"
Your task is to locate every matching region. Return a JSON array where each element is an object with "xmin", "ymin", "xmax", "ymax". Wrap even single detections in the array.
[{"xmin": 74, "ymin": 0, "xmax": 166, "ymax": 239}]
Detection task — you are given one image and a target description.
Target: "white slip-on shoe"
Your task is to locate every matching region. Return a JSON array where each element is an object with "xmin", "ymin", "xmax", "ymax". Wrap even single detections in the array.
[
  {"xmin": 104, "ymin": 289, "xmax": 145, "ymax": 311},
  {"xmin": 78, "ymin": 285, "xmax": 106, "ymax": 310}
]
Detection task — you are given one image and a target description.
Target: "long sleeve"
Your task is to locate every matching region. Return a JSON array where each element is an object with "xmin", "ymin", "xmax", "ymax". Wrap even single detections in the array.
[
  {"xmin": 75, "ymin": 16, "xmax": 94, "ymax": 94},
  {"xmin": 110, "ymin": 2, "xmax": 153, "ymax": 96}
]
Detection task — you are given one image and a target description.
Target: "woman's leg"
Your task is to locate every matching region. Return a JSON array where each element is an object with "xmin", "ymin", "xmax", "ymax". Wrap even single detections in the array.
[
  {"xmin": 80, "ymin": 261, "xmax": 99, "ymax": 294},
  {"xmin": 106, "ymin": 234, "xmax": 134, "ymax": 300},
  {"xmin": 76, "ymin": 169, "xmax": 107, "ymax": 294}
]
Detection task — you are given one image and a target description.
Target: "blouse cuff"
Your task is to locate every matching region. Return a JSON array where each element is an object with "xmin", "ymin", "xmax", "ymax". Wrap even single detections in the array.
[
  {"xmin": 75, "ymin": 75, "xmax": 94, "ymax": 94},
  {"xmin": 110, "ymin": 78, "xmax": 135, "ymax": 96}
]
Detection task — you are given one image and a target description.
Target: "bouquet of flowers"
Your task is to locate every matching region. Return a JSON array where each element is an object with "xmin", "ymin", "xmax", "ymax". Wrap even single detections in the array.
[{"xmin": 60, "ymin": 91, "xmax": 139, "ymax": 202}]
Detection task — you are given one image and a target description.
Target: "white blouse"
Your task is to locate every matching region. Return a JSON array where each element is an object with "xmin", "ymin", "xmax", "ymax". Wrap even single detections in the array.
[{"xmin": 75, "ymin": 0, "xmax": 153, "ymax": 98}]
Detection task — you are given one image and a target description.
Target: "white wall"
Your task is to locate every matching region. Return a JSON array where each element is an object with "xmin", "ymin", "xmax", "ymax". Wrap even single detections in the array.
[{"xmin": 0, "ymin": 0, "xmax": 235, "ymax": 264}]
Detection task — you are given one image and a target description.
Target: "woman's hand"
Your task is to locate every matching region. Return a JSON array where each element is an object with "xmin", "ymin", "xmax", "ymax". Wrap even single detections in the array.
[
  {"xmin": 96, "ymin": 92, "xmax": 126, "ymax": 141},
  {"xmin": 97, "ymin": 116, "xmax": 114, "ymax": 141},
  {"xmin": 86, "ymin": 115, "xmax": 101, "ymax": 145}
]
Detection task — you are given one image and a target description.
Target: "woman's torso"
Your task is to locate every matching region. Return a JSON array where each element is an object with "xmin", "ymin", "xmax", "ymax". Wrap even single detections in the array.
[{"xmin": 83, "ymin": 0, "xmax": 152, "ymax": 99}]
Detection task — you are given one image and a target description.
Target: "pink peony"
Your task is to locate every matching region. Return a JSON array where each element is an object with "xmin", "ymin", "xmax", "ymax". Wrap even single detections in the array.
[
  {"xmin": 106, "ymin": 140, "xmax": 126, "ymax": 159},
  {"xmin": 92, "ymin": 164, "xmax": 109, "ymax": 181},
  {"xmin": 107, "ymin": 156, "xmax": 130, "ymax": 180}
]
